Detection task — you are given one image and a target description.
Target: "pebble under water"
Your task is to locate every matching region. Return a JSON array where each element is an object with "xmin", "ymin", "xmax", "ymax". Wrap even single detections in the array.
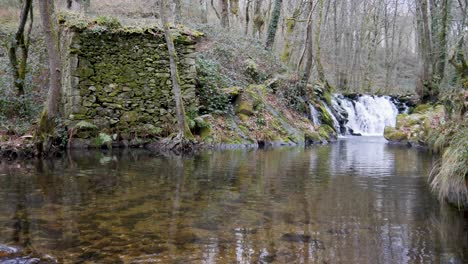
[{"xmin": 0, "ymin": 137, "xmax": 467, "ymax": 263}]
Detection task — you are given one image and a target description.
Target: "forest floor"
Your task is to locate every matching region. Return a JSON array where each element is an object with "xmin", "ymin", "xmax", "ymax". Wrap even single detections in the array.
[{"xmin": 0, "ymin": 21, "xmax": 337, "ymax": 159}]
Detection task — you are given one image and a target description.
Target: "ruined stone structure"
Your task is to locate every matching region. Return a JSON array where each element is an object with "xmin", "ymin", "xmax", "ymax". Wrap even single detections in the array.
[{"xmin": 60, "ymin": 17, "xmax": 200, "ymax": 139}]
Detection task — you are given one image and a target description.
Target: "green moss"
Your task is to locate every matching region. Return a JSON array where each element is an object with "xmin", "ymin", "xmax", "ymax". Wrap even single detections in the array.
[
  {"xmin": 413, "ymin": 104, "xmax": 432, "ymax": 114},
  {"xmin": 323, "ymin": 91, "xmax": 332, "ymax": 106},
  {"xmin": 95, "ymin": 16, "xmax": 121, "ymax": 29},
  {"xmin": 305, "ymin": 131, "xmax": 322, "ymax": 143},
  {"xmin": 318, "ymin": 125, "xmax": 335, "ymax": 140},
  {"xmin": 384, "ymin": 127, "xmax": 408, "ymax": 142},
  {"xmin": 235, "ymin": 98, "xmax": 254, "ymax": 116},
  {"xmin": 318, "ymin": 105, "xmax": 335, "ymax": 130}
]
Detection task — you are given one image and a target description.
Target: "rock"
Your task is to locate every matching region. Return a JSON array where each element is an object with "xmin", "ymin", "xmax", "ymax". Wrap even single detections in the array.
[
  {"xmin": 384, "ymin": 127, "xmax": 408, "ymax": 142},
  {"xmin": 0, "ymin": 244, "xmax": 19, "ymax": 258},
  {"xmin": 120, "ymin": 111, "xmax": 139, "ymax": 124},
  {"xmin": 222, "ymin": 86, "xmax": 244, "ymax": 97},
  {"xmin": 235, "ymin": 96, "xmax": 254, "ymax": 116},
  {"xmin": 68, "ymin": 138, "xmax": 92, "ymax": 149},
  {"xmin": 304, "ymin": 131, "xmax": 324, "ymax": 145},
  {"xmin": 72, "ymin": 121, "xmax": 98, "ymax": 139}
]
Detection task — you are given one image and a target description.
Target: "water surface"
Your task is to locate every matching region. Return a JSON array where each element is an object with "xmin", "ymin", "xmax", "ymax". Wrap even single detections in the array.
[{"xmin": 0, "ymin": 137, "xmax": 467, "ymax": 263}]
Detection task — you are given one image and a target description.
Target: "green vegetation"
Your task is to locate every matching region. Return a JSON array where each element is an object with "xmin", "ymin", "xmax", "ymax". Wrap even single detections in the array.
[{"xmin": 430, "ymin": 128, "xmax": 468, "ymax": 207}]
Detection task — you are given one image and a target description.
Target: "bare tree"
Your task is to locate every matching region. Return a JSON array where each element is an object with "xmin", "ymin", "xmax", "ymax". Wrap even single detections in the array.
[
  {"xmin": 200, "ymin": 0, "xmax": 208, "ymax": 23},
  {"xmin": 39, "ymin": 0, "xmax": 62, "ymax": 120},
  {"xmin": 174, "ymin": 0, "xmax": 182, "ymax": 22},
  {"xmin": 219, "ymin": 0, "xmax": 230, "ymax": 27},
  {"xmin": 253, "ymin": 0, "xmax": 265, "ymax": 38},
  {"xmin": 159, "ymin": 0, "xmax": 194, "ymax": 141},
  {"xmin": 8, "ymin": 0, "xmax": 33, "ymax": 96},
  {"xmin": 265, "ymin": 0, "xmax": 282, "ymax": 50}
]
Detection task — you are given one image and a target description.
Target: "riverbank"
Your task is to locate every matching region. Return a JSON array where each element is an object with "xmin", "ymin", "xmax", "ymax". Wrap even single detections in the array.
[{"xmin": 384, "ymin": 90, "xmax": 468, "ymax": 207}]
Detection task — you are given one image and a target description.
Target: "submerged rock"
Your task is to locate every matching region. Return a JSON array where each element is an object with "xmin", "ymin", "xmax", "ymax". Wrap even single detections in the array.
[
  {"xmin": 280, "ymin": 233, "xmax": 312, "ymax": 243},
  {"xmin": 0, "ymin": 245, "xmax": 19, "ymax": 258}
]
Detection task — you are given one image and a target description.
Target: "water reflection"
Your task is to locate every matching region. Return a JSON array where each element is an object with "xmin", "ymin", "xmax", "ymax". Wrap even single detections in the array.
[{"xmin": 0, "ymin": 138, "xmax": 466, "ymax": 263}]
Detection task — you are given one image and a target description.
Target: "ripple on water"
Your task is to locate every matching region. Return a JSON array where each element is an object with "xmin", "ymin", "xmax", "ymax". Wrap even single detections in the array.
[{"xmin": 0, "ymin": 139, "xmax": 465, "ymax": 263}]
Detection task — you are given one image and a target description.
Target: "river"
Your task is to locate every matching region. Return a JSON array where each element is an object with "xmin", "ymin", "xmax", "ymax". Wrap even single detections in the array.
[{"xmin": 0, "ymin": 137, "xmax": 467, "ymax": 263}]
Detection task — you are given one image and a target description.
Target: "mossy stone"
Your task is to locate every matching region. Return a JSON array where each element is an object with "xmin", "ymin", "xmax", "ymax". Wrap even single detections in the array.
[
  {"xmin": 384, "ymin": 127, "xmax": 408, "ymax": 142},
  {"xmin": 235, "ymin": 97, "xmax": 254, "ymax": 116}
]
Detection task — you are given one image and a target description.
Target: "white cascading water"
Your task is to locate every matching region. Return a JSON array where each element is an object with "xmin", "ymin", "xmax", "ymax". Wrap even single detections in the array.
[
  {"xmin": 334, "ymin": 95, "xmax": 399, "ymax": 136},
  {"xmin": 309, "ymin": 103, "xmax": 321, "ymax": 126}
]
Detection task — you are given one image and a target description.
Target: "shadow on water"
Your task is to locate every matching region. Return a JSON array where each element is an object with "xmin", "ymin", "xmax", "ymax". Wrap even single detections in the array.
[{"xmin": 0, "ymin": 137, "xmax": 466, "ymax": 263}]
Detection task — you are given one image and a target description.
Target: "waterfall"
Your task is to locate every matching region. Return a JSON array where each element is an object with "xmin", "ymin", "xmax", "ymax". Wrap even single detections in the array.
[
  {"xmin": 332, "ymin": 94, "xmax": 399, "ymax": 136},
  {"xmin": 309, "ymin": 103, "xmax": 321, "ymax": 126}
]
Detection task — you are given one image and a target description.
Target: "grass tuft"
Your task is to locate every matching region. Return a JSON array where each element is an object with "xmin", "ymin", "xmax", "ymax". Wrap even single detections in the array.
[{"xmin": 430, "ymin": 127, "xmax": 468, "ymax": 208}]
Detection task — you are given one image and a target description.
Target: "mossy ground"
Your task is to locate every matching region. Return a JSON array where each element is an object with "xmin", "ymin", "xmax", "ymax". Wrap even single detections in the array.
[{"xmin": 202, "ymin": 83, "xmax": 328, "ymax": 146}]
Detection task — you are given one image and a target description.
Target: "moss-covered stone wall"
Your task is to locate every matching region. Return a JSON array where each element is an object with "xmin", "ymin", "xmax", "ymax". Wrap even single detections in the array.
[{"xmin": 61, "ymin": 22, "xmax": 199, "ymax": 139}]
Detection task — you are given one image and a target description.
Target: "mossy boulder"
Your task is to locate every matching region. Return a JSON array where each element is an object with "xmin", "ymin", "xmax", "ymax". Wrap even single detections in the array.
[
  {"xmin": 304, "ymin": 131, "xmax": 323, "ymax": 144},
  {"xmin": 73, "ymin": 120, "xmax": 98, "ymax": 138},
  {"xmin": 222, "ymin": 86, "xmax": 244, "ymax": 97},
  {"xmin": 235, "ymin": 96, "xmax": 254, "ymax": 116},
  {"xmin": 120, "ymin": 111, "xmax": 139, "ymax": 124},
  {"xmin": 384, "ymin": 127, "xmax": 409, "ymax": 142},
  {"xmin": 318, "ymin": 125, "xmax": 336, "ymax": 140}
]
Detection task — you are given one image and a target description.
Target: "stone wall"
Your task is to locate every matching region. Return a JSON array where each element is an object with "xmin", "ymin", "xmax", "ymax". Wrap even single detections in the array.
[{"xmin": 60, "ymin": 21, "xmax": 199, "ymax": 139}]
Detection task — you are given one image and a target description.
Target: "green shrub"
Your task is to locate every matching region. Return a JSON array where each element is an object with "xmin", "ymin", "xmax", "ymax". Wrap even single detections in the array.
[{"xmin": 195, "ymin": 57, "xmax": 231, "ymax": 114}]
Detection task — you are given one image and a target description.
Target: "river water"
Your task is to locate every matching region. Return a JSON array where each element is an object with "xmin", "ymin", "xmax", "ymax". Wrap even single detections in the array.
[{"xmin": 0, "ymin": 137, "xmax": 467, "ymax": 263}]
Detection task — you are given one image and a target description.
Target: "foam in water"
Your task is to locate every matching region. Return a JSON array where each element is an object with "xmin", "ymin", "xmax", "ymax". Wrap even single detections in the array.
[{"xmin": 334, "ymin": 95, "xmax": 399, "ymax": 136}]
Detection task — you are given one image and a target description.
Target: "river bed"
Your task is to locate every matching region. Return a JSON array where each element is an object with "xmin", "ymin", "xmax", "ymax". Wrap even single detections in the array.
[{"xmin": 0, "ymin": 137, "xmax": 466, "ymax": 263}]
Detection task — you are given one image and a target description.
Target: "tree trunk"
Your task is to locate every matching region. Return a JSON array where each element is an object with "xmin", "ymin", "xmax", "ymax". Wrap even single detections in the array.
[
  {"xmin": 314, "ymin": 0, "xmax": 330, "ymax": 90},
  {"xmin": 230, "ymin": 0, "xmax": 239, "ymax": 15},
  {"xmin": 264, "ymin": 0, "xmax": 282, "ymax": 50},
  {"xmin": 281, "ymin": 7, "xmax": 300, "ymax": 63},
  {"xmin": 297, "ymin": 5, "xmax": 314, "ymax": 97},
  {"xmin": 435, "ymin": 0, "xmax": 450, "ymax": 84},
  {"xmin": 159, "ymin": 0, "xmax": 194, "ymax": 140},
  {"xmin": 416, "ymin": 0, "xmax": 438, "ymax": 102},
  {"xmin": 39, "ymin": 0, "xmax": 62, "ymax": 119},
  {"xmin": 8, "ymin": 0, "xmax": 33, "ymax": 97},
  {"xmin": 210, "ymin": 0, "xmax": 221, "ymax": 20},
  {"xmin": 174, "ymin": 0, "xmax": 182, "ymax": 23},
  {"xmin": 252, "ymin": 0, "xmax": 264, "ymax": 38},
  {"xmin": 244, "ymin": 0, "xmax": 251, "ymax": 35},
  {"xmin": 219, "ymin": 0, "xmax": 230, "ymax": 28},
  {"xmin": 200, "ymin": 0, "xmax": 208, "ymax": 23}
]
